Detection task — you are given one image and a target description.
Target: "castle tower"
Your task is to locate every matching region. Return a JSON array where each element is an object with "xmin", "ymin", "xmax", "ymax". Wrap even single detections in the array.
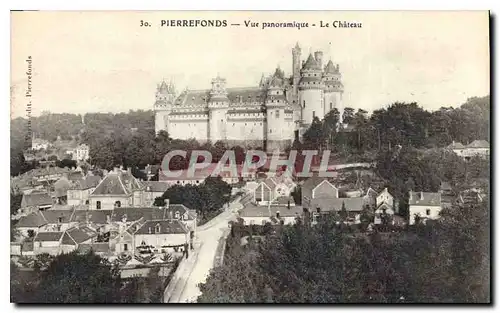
[
  {"xmin": 323, "ymin": 60, "xmax": 344, "ymax": 123},
  {"xmin": 265, "ymin": 69, "xmax": 292, "ymax": 152},
  {"xmin": 298, "ymin": 53, "xmax": 324, "ymax": 126},
  {"xmin": 208, "ymin": 75, "xmax": 230, "ymax": 142},
  {"xmin": 154, "ymin": 80, "xmax": 176, "ymax": 135},
  {"xmin": 292, "ymin": 42, "xmax": 301, "ymax": 100}
]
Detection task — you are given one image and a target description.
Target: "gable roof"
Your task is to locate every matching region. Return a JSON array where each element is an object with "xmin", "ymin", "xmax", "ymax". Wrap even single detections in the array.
[
  {"xmin": 302, "ymin": 175, "xmax": 330, "ymax": 199},
  {"xmin": 77, "ymin": 243, "xmax": 110, "ymax": 254},
  {"xmin": 91, "ymin": 170, "xmax": 142, "ymax": 195},
  {"xmin": 71, "ymin": 210, "xmax": 113, "ymax": 225},
  {"xmin": 447, "ymin": 141, "xmax": 465, "ymax": 149},
  {"xmin": 239, "ymin": 203, "xmax": 271, "ymax": 218},
  {"xmin": 42, "ymin": 209, "xmax": 75, "ymax": 224},
  {"xmin": 262, "ymin": 177, "xmax": 277, "ymax": 190},
  {"xmin": 71, "ymin": 175, "xmax": 102, "ymax": 190},
  {"xmin": 16, "ymin": 211, "xmax": 47, "ymax": 228},
  {"xmin": 141, "ymin": 181, "xmax": 170, "ymax": 193},
  {"xmin": 34, "ymin": 232, "xmax": 64, "ymax": 242},
  {"xmin": 409, "ymin": 192, "xmax": 441, "ymax": 206},
  {"xmin": 65, "ymin": 226, "xmax": 97, "ymax": 244},
  {"xmin": 68, "ymin": 171, "xmax": 84, "ymax": 182},
  {"xmin": 312, "ymin": 179, "xmax": 338, "ymax": 197},
  {"xmin": 466, "ymin": 140, "xmax": 489, "ymax": 149},
  {"xmin": 365, "ymin": 187, "xmax": 378, "ymax": 198},
  {"xmin": 134, "ymin": 219, "xmax": 189, "ymax": 235},
  {"xmin": 21, "ymin": 192, "xmax": 52, "ymax": 207}
]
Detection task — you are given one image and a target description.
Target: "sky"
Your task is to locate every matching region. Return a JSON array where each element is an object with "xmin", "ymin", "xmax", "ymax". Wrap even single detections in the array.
[{"xmin": 10, "ymin": 11, "xmax": 490, "ymax": 118}]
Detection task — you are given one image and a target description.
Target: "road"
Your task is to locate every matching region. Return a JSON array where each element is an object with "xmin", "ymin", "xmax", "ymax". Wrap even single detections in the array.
[{"xmin": 167, "ymin": 198, "xmax": 242, "ymax": 303}]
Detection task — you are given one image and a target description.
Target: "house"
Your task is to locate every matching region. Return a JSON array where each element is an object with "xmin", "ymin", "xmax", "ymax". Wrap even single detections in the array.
[
  {"xmin": 20, "ymin": 192, "xmax": 53, "ymax": 214},
  {"xmin": 89, "ymin": 168, "xmax": 144, "ymax": 210},
  {"xmin": 31, "ymin": 138, "xmax": 50, "ymax": 151},
  {"xmin": 133, "ymin": 220, "xmax": 190, "ymax": 254},
  {"xmin": 310, "ymin": 197, "xmax": 365, "ymax": 224},
  {"xmin": 74, "ymin": 144, "xmax": 90, "ymax": 162},
  {"xmin": 158, "ymin": 167, "xmax": 210, "ymax": 186},
  {"xmin": 363, "ymin": 187, "xmax": 378, "ymax": 208},
  {"xmin": 60, "ymin": 226, "xmax": 98, "ymax": 254},
  {"xmin": 31, "ymin": 166, "xmax": 70, "ymax": 183},
  {"xmin": 67, "ymin": 174, "xmax": 101, "ymax": 205},
  {"xmin": 33, "ymin": 232, "xmax": 65, "ymax": 255},
  {"xmin": 408, "ymin": 191, "xmax": 442, "ymax": 225},
  {"xmin": 71, "ymin": 209, "xmax": 114, "ymax": 233},
  {"xmin": 39, "ymin": 208, "xmax": 76, "ymax": 232},
  {"xmin": 376, "ymin": 187, "xmax": 394, "ymax": 207},
  {"xmin": 301, "ymin": 176, "xmax": 339, "ymax": 210},
  {"xmin": 238, "ymin": 202, "xmax": 303, "ymax": 225},
  {"xmin": 447, "ymin": 141, "xmax": 466, "ymax": 157},
  {"xmin": 141, "ymin": 181, "xmax": 170, "ymax": 206},
  {"xmin": 16, "ymin": 211, "xmax": 48, "ymax": 237},
  {"xmin": 111, "ymin": 219, "xmax": 190, "ymax": 255},
  {"xmin": 463, "ymin": 140, "xmax": 490, "ymax": 159},
  {"xmin": 77, "ymin": 242, "xmax": 111, "ymax": 257}
]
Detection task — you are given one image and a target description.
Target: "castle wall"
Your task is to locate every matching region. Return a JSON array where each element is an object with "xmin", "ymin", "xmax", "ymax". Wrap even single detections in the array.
[
  {"xmin": 226, "ymin": 117, "xmax": 265, "ymax": 141},
  {"xmin": 168, "ymin": 114, "xmax": 209, "ymax": 141}
]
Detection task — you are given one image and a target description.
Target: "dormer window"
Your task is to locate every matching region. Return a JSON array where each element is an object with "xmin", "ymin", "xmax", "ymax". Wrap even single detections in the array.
[{"xmin": 175, "ymin": 211, "xmax": 180, "ymax": 219}]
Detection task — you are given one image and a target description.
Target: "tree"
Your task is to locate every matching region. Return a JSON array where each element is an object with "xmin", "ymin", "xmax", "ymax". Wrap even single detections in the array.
[
  {"xmin": 342, "ymin": 107, "xmax": 355, "ymax": 125},
  {"xmin": 198, "ymin": 198, "xmax": 490, "ymax": 303},
  {"xmin": 11, "ymin": 192, "xmax": 23, "ymax": 216},
  {"xmin": 31, "ymin": 251, "xmax": 121, "ymax": 303},
  {"xmin": 302, "ymin": 116, "xmax": 326, "ymax": 150},
  {"xmin": 339, "ymin": 201, "xmax": 348, "ymax": 221}
]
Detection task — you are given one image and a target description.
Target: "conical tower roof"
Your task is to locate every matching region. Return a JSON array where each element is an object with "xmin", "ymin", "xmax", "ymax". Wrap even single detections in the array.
[
  {"xmin": 158, "ymin": 80, "xmax": 168, "ymax": 92},
  {"xmin": 302, "ymin": 53, "xmax": 320, "ymax": 70},
  {"xmin": 324, "ymin": 60, "xmax": 337, "ymax": 74}
]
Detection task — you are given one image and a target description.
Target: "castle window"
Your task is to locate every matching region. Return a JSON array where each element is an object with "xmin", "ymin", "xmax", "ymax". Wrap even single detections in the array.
[
  {"xmin": 330, "ymin": 102, "xmax": 333, "ymax": 110},
  {"xmin": 303, "ymin": 101, "xmax": 306, "ymax": 108},
  {"xmin": 275, "ymin": 110, "xmax": 280, "ymax": 118}
]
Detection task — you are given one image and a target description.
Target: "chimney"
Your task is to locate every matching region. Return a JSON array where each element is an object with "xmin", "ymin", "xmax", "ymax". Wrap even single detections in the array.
[
  {"xmin": 168, "ymin": 211, "xmax": 173, "ymax": 219},
  {"xmin": 113, "ymin": 167, "xmax": 118, "ymax": 173},
  {"xmin": 314, "ymin": 51, "xmax": 323, "ymax": 68},
  {"xmin": 127, "ymin": 167, "xmax": 132, "ymax": 174},
  {"xmin": 165, "ymin": 199, "xmax": 170, "ymax": 209},
  {"xmin": 420, "ymin": 192, "xmax": 424, "ymax": 200}
]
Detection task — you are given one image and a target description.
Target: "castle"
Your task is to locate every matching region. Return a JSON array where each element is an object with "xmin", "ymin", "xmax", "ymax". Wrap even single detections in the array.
[{"xmin": 154, "ymin": 43, "xmax": 344, "ymax": 151}]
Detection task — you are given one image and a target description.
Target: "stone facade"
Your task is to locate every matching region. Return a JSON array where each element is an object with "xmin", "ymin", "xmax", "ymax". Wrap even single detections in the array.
[{"xmin": 154, "ymin": 43, "xmax": 344, "ymax": 151}]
